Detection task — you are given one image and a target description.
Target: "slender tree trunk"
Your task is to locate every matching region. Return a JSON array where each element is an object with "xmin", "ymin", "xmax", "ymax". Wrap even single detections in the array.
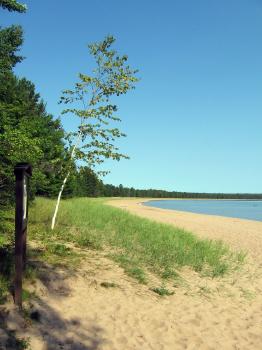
[
  {"xmin": 51, "ymin": 170, "xmax": 70, "ymax": 230},
  {"xmin": 51, "ymin": 132, "xmax": 82, "ymax": 230}
]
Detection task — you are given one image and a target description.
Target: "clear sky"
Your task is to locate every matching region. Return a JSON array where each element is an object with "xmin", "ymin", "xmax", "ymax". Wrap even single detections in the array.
[{"xmin": 2, "ymin": 0, "xmax": 262, "ymax": 193}]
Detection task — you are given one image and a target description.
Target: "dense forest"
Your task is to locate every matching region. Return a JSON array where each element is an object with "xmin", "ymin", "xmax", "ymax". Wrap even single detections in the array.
[
  {"xmin": 0, "ymin": 3, "xmax": 70, "ymax": 209},
  {"xmin": 0, "ymin": 0, "xmax": 261, "ymax": 227},
  {"xmin": 104, "ymin": 185, "xmax": 262, "ymax": 199}
]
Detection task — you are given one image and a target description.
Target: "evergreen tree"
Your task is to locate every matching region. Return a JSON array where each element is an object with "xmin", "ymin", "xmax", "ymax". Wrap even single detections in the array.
[
  {"xmin": 0, "ymin": 73, "xmax": 67, "ymax": 206},
  {"xmin": 0, "ymin": 0, "xmax": 68, "ymax": 209},
  {"xmin": 75, "ymin": 167, "xmax": 102, "ymax": 197},
  {"xmin": 0, "ymin": 0, "xmax": 26, "ymax": 13},
  {"xmin": 0, "ymin": 25, "xmax": 24, "ymax": 72}
]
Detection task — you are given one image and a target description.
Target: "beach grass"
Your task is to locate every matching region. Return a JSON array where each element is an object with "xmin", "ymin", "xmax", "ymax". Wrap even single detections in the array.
[
  {"xmin": 26, "ymin": 197, "xmax": 243, "ymax": 282},
  {"xmin": 151, "ymin": 285, "xmax": 175, "ymax": 296}
]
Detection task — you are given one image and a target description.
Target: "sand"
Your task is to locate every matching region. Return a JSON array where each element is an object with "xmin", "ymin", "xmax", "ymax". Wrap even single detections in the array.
[
  {"xmin": 108, "ymin": 198, "xmax": 262, "ymax": 259},
  {"xmin": 1, "ymin": 198, "xmax": 262, "ymax": 350}
]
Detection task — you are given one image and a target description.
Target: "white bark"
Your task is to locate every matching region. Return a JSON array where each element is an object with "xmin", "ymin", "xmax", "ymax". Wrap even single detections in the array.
[
  {"xmin": 51, "ymin": 132, "xmax": 82, "ymax": 230},
  {"xmin": 51, "ymin": 171, "xmax": 70, "ymax": 230}
]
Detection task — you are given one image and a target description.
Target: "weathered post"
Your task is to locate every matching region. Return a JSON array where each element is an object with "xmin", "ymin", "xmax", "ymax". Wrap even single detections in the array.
[{"xmin": 14, "ymin": 163, "xmax": 32, "ymax": 308}]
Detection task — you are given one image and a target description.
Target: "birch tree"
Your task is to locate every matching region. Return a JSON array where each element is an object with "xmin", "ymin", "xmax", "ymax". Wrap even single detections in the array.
[{"xmin": 51, "ymin": 35, "xmax": 139, "ymax": 229}]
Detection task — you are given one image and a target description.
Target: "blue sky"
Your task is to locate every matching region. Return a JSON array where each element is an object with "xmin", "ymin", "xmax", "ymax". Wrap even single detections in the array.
[{"xmin": 2, "ymin": 0, "xmax": 262, "ymax": 193}]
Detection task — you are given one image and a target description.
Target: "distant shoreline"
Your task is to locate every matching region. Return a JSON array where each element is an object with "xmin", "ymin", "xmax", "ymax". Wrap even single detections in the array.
[
  {"xmin": 108, "ymin": 198, "xmax": 262, "ymax": 259},
  {"xmin": 142, "ymin": 198, "xmax": 262, "ymax": 202},
  {"xmin": 142, "ymin": 198, "xmax": 262, "ymax": 222}
]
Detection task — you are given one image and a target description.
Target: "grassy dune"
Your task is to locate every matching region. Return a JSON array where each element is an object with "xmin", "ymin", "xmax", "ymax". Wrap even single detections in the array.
[
  {"xmin": 28, "ymin": 197, "xmax": 244, "ymax": 283},
  {"xmin": 0, "ymin": 196, "xmax": 245, "ymax": 302}
]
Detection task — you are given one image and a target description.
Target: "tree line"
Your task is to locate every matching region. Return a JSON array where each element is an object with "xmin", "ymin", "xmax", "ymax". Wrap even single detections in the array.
[
  {"xmin": 1, "ymin": 0, "xmax": 141, "ymax": 230},
  {"xmin": 0, "ymin": 1, "xmax": 137, "ymax": 216},
  {"xmin": 74, "ymin": 177, "xmax": 262, "ymax": 199},
  {"xmin": 104, "ymin": 185, "xmax": 262, "ymax": 199},
  {"xmin": 0, "ymin": 0, "xmax": 261, "ymax": 229},
  {"xmin": 0, "ymin": 1, "xmax": 71, "ymax": 212}
]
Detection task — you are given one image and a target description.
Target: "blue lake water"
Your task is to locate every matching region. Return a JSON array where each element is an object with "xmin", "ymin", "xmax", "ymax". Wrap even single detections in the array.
[{"xmin": 144, "ymin": 200, "xmax": 262, "ymax": 222}]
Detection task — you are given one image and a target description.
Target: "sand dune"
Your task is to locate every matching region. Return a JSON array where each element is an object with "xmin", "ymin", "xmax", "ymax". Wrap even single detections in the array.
[
  {"xmin": 108, "ymin": 198, "xmax": 262, "ymax": 259},
  {"xmin": 1, "ymin": 198, "xmax": 262, "ymax": 349}
]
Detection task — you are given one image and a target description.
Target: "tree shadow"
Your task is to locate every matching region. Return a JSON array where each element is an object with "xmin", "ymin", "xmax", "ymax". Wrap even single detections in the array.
[
  {"xmin": 26, "ymin": 299, "xmax": 105, "ymax": 350},
  {"xmin": 0, "ymin": 247, "xmax": 106, "ymax": 350},
  {"xmin": 0, "ymin": 243, "xmax": 14, "ymax": 304},
  {"xmin": 0, "ymin": 244, "xmax": 13, "ymax": 276}
]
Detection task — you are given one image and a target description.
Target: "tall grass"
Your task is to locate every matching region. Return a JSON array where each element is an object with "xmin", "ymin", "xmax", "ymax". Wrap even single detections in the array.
[{"xmin": 28, "ymin": 197, "xmax": 244, "ymax": 281}]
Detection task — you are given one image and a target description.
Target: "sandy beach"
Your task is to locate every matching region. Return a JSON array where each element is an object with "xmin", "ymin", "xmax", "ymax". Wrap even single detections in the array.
[
  {"xmin": 1, "ymin": 198, "xmax": 262, "ymax": 349},
  {"xmin": 108, "ymin": 198, "xmax": 262, "ymax": 259}
]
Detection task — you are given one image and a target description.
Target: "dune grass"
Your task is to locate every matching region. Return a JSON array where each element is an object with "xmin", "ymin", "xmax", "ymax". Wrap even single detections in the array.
[{"xmin": 27, "ymin": 197, "xmax": 244, "ymax": 282}]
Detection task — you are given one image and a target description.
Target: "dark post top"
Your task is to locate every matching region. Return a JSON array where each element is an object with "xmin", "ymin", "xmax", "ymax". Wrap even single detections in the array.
[{"xmin": 14, "ymin": 163, "xmax": 32, "ymax": 178}]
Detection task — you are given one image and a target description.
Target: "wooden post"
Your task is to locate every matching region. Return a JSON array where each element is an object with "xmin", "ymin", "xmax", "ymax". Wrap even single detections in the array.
[{"xmin": 14, "ymin": 163, "xmax": 32, "ymax": 308}]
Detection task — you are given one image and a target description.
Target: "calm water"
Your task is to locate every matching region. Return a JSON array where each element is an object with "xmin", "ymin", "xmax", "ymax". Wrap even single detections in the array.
[{"xmin": 144, "ymin": 200, "xmax": 262, "ymax": 222}]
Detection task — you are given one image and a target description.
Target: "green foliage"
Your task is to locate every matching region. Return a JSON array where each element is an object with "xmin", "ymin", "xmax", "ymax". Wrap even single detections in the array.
[
  {"xmin": 75, "ymin": 234, "xmax": 102, "ymax": 250},
  {"xmin": 29, "ymin": 198, "xmax": 244, "ymax": 282},
  {"xmin": 0, "ymin": 72, "xmax": 68, "ymax": 207},
  {"xmin": 60, "ymin": 35, "xmax": 139, "ymax": 173},
  {"xmin": 0, "ymin": 25, "xmax": 24, "ymax": 72},
  {"xmin": 45, "ymin": 243, "xmax": 72, "ymax": 257},
  {"xmin": 21, "ymin": 288, "xmax": 32, "ymax": 301},
  {"xmin": 101, "ymin": 183, "xmax": 262, "ymax": 199},
  {"xmin": 0, "ymin": 0, "xmax": 69, "ymax": 213},
  {"xmin": 161, "ymin": 268, "xmax": 180, "ymax": 279},
  {"xmin": 111, "ymin": 254, "xmax": 147, "ymax": 284},
  {"xmin": 151, "ymin": 286, "xmax": 174, "ymax": 296},
  {"xmin": 74, "ymin": 166, "xmax": 104, "ymax": 197},
  {"xmin": 0, "ymin": 0, "xmax": 25, "ymax": 71},
  {"xmin": 0, "ymin": 0, "xmax": 27, "ymax": 13}
]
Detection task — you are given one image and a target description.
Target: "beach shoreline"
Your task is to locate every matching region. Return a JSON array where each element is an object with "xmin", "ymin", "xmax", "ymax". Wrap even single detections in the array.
[{"xmin": 107, "ymin": 198, "xmax": 262, "ymax": 260}]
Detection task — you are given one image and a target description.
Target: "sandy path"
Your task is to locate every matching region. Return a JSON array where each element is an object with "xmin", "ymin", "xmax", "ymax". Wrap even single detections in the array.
[{"xmin": 1, "ymin": 198, "xmax": 262, "ymax": 350}]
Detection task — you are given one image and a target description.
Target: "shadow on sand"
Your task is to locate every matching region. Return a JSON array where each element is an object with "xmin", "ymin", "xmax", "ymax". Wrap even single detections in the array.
[{"xmin": 0, "ymin": 245, "xmax": 106, "ymax": 350}]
